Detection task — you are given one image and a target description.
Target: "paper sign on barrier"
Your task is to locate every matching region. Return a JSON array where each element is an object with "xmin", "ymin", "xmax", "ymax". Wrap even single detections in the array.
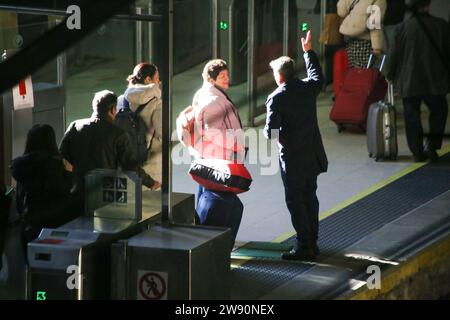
[{"xmin": 12, "ymin": 76, "xmax": 34, "ymax": 110}]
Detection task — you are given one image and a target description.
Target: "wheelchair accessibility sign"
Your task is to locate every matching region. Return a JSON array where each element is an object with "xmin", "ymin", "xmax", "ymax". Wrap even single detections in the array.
[{"xmin": 137, "ymin": 270, "xmax": 168, "ymax": 300}]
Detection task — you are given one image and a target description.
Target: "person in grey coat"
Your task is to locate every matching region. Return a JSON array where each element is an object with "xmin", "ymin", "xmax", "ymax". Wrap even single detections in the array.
[
  {"xmin": 125, "ymin": 63, "xmax": 162, "ymax": 185},
  {"xmin": 387, "ymin": 0, "xmax": 450, "ymax": 162}
]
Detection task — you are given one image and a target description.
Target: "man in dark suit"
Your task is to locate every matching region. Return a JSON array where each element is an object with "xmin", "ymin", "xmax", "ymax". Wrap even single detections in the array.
[{"xmin": 264, "ymin": 31, "xmax": 328, "ymax": 260}]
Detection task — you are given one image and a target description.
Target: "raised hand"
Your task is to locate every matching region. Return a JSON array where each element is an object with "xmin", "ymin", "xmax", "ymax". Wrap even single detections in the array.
[{"xmin": 301, "ymin": 30, "xmax": 312, "ymax": 53}]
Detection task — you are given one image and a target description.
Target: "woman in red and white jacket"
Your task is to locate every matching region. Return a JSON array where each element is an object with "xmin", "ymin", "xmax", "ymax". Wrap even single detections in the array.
[
  {"xmin": 189, "ymin": 59, "xmax": 245, "ymax": 162},
  {"xmin": 186, "ymin": 59, "xmax": 246, "ymax": 251}
]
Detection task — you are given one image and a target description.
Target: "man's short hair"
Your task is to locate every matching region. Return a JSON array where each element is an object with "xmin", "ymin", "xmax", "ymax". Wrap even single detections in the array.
[
  {"xmin": 92, "ymin": 90, "xmax": 117, "ymax": 116},
  {"xmin": 202, "ymin": 59, "xmax": 228, "ymax": 82},
  {"xmin": 270, "ymin": 56, "xmax": 295, "ymax": 81}
]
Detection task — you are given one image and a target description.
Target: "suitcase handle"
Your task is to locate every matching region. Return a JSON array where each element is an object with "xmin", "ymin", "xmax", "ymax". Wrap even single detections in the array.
[
  {"xmin": 384, "ymin": 124, "xmax": 394, "ymax": 158},
  {"xmin": 386, "ymin": 81, "xmax": 394, "ymax": 106},
  {"xmin": 384, "ymin": 124, "xmax": 394, "ymax": 139},
  {"xmin": 367, "ymin": 54, "xmax": 386, "ymax": 72}
]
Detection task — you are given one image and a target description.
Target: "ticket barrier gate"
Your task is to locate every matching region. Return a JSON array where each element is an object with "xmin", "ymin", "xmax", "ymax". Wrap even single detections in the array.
[
  {"xmin": 111, "ymin": 225, "xmax": 231, "ymax": 300},
  {"xmin": 27, "ymin": 229, "xmax": 104, "ymax": 300},
  {"xmin": 26, "ymin": 170, "xmax": 195, "ymax": 300}
]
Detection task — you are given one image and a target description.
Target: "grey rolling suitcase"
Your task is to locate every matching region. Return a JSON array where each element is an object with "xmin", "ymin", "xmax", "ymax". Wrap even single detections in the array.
[{"xmin": 367, "ymin": 83, "xmax": 398, "ymax": 161}]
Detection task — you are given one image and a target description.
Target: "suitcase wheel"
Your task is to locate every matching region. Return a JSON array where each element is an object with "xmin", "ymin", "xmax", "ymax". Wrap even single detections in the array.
[
  {"xmin": 368, "ymin": 152, "xmax": 373, "ymax": 158},
  {"xmin": 375, "ymin": 157, "xmax": 379, "ymax": 162},
  {"xmin": 337, "ymin": 125, "xmax": 344, "ymax": 133}
]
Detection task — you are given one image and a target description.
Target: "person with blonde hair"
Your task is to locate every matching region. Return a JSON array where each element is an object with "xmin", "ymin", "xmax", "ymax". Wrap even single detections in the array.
[{"xmin": 338, "ymin": 0, "xmax": 387, "ymax": 67}]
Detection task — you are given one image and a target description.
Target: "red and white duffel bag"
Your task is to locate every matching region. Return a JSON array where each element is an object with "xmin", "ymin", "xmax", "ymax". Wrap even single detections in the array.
[{"xmin": 189, "ymin": 158, "xmax": 252, "ymax": 194}]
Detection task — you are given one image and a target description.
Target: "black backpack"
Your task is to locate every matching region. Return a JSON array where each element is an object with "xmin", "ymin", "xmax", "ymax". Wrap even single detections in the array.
[{"xmin": 115, "ymin": 97, "xmax": 155, "ymax": 166}]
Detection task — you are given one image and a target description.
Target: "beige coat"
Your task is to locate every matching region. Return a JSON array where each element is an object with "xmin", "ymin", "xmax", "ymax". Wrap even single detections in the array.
[
  {"xmin": 337, "ymin": 0, "xmax": 387, "ymax": 50},
  {"xmin": 124, "ymin": 83, "xmax": 162, "ymax": 182}
]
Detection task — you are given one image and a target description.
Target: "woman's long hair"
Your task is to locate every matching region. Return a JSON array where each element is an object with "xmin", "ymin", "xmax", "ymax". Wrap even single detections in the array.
[
  {"xmin": 127, "ymin": 62, "xmax": 158, "ymax": 86},
  {"xmin": 24, "ymin": 124, "xmax": 59, "ymax": 156}
]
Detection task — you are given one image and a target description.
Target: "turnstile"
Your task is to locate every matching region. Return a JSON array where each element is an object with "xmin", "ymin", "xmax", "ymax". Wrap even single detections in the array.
[
  {"xmin": 27, "ymin": 215, "xmax": 153, "ymax": 300},
  {"xmin": 27, "ymin": 229, "xmax": 101, "ymax": 300},
  {"xmin": 26, "ymin": 192, "xmax": 194, "ymax": 300},
  {"xmin": 111, "ymin": 225, "xmax": 231, "ymax": 300},
  {"xmin": 26, "ymin": 170, "xmax": 195, "ymax": 300}
]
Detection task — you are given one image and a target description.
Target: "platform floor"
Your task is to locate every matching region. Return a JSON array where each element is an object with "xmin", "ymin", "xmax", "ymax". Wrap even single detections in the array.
[{"xmin": 62, "ymin": 56, "xmax": 450, "ymax": 245}]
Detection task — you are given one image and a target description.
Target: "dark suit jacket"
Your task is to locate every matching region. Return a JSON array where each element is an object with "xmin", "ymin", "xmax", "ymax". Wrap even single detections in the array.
[{"xmin": 264, "ymin": 51, "xmax": 328, "ymax": 178}]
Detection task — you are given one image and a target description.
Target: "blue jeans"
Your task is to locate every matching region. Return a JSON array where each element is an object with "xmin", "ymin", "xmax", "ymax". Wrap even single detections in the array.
[
  {"xmin": 196, "ymin": 189, "xmax": 243, "ymax": 250},
  {"xmin": 195, "ymin": 184, "xmax": 205, "ymax": 209}
]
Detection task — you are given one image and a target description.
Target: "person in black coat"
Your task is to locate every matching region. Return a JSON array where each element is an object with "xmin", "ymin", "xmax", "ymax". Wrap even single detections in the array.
[
  {"xmin": 60, "ymin": 90, "xmax": 155, "ymax": 211},
  {"xmin": 387, "ymin": 0, "xmax": 450, "ymax": 162},
  {"xmin": 0, "ymin": 184, "xmax": 12, "ymax": 270},
  {"xmin": 10, "ymin": 124, "xmax": 76, "ymax": 244},
  {"xmin": 264, "ymin": 31, "xmax": 328, "ymax": 261}
]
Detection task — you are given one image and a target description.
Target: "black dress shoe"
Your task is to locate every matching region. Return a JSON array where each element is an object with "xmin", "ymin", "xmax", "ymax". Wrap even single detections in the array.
[
  {"xmin": 281, "ymin": 246, "xmax": 319, "ymax": 261},
  {"xmin": 424, "ymin": 146, "xmax": 439, "ymax": 162},
  {"xmin": 413, "ymin": 153, "xmax": 427, "ymax": 162}
]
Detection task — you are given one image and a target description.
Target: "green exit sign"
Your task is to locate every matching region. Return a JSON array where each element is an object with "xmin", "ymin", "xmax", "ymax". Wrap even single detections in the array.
[
  {"xmin": 36, "ymin": 291, "xmax": 47, "ymax": 300},
  {"xmin": 301, "ymin": 23, "xmax": 309, "ymax": 32},
  {"xmin": 219, "ymin": 21, "xmax": 229, "ymax": 30}
]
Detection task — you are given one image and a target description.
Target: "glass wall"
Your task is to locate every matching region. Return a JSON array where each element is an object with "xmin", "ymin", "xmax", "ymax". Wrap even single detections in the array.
[{"xmin": 0, "ymin": 0, "xmax": 218, "ymax": 218}]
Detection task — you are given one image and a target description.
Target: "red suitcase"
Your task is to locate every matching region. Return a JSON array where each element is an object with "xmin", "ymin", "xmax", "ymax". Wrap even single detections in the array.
[
  {"xmin": 330, "ymin": 55, "xmax": 388, "ymax": 132},
  {"xmin": 333, "ymin": 48, "xmax": 349, "ymax": 98}
]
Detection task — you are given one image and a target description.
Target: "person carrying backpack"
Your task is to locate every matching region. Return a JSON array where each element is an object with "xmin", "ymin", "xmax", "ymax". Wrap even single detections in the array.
[
  {"xmin": 115, "ymin": 95, "xmax": 161, "ymax": 190},
  {"xmin": 124, "ymin": 63, "xmax": 163, "ymax": 185}
]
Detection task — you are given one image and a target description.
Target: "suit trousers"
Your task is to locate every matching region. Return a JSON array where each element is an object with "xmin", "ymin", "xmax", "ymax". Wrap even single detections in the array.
[
  {"xmin": 280, "ymin": 161, "xmax": 319, "ymax": 248},
  {"xmin": 402, "ymin": 95, "xmax": 448, "ymax": 156}
]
